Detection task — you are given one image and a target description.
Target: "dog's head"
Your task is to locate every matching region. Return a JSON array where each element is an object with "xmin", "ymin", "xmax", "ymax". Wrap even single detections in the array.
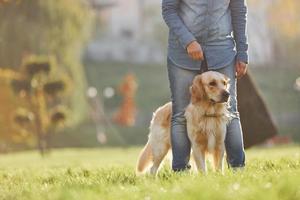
[{"xmin": 190, "ymin": 71, "xmax": 230, "ymax": 104}]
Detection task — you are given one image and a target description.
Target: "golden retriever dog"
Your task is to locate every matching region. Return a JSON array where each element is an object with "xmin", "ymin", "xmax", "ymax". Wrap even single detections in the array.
[{"xmin": 136, "ymin": 71, "xmax": 231, "ymax": 175}]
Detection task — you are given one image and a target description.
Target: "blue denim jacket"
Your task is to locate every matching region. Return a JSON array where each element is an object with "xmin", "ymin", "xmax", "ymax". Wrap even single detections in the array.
[{"xmin": 162, "ymin": 0, "xmax": 248, "ymax": 70}]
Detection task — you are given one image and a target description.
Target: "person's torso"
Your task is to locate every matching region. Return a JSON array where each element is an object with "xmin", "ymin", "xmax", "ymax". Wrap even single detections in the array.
[
  {"xmin": 179, "ymin": 0, "xmax": 232, "ymax": 42},
  {"xmin": 168, "ymin": 0, "xmax": 235, "ymax": 70}
]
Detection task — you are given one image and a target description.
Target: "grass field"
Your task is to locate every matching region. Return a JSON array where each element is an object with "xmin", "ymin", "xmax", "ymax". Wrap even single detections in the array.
[{"xmin": 0, "ymin": 146, "xmax": 300, "ymax": 200}]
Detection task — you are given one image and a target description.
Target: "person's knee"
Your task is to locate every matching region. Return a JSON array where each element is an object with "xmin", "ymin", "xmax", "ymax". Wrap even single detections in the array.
[
  {"xmin": 171, "ymin": 111, "xmax": 186, "ymax": 125},
  {"xmin": 227, "ymin": 94, "xmax": 240, "ymax": 120},
  {"xmin": 228, "ymin": 111, "xmax": 240, "ymax": 121},
  {"xmin": 228, "ymin": 94, "xmax": 238, "ymax": 111}
]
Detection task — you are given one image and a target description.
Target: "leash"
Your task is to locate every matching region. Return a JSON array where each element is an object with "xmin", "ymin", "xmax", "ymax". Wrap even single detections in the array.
[{"xmin": 200, "ymin": 52, "xmax": 209, "ymax": 73}]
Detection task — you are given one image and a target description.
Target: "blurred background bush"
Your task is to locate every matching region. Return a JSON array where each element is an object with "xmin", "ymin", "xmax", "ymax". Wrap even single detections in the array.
[
  {"xmin": 0, "ymin": 0, "xmax": 93, "ymax": 151},
  {"xmin": 0, "ymin": 0, "xmax": 299, "ymax": 153}
]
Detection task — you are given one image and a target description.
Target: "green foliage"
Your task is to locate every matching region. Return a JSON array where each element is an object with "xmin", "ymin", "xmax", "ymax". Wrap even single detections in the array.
[
  {"xmin": 0, "ymin": 0, "xmax": 94, "ymax": 124},
  {"xmin": 0, "ymin": 146, "xmax": 299, "ymax": 199},
  {"xmin": 267, "ymin": 0, "xmax": 300, "ymax": 65},
  {"xmin": 12, "ymin": 107, "xmax": 34, "ymax": 128},
  {"xmin": 0, "ymin": 55, "xmax": 74, "ymax": 152}
]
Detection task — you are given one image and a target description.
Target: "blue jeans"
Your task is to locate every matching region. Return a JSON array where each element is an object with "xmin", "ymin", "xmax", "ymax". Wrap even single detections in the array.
[{"xmin": 167, "ymin": 57, "xmax": 245, "ymax": 171}]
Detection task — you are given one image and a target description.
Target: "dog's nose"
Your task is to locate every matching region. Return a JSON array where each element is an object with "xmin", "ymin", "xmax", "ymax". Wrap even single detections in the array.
[{"xmin": 222, "ymin": 91, "xmax": 230, "ymax": 101}]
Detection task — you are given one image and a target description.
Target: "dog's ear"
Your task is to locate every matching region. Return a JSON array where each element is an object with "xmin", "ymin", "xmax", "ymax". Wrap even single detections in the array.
[{"xmin": 190, "ymin": 76, "xmax": 205, "ymax": 104}]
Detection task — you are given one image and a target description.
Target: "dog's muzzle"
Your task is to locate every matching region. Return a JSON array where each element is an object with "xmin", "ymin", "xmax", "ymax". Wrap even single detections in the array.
[{"xmin": 221, "ymin": 91, "xmax": 230, "ymax": 103}]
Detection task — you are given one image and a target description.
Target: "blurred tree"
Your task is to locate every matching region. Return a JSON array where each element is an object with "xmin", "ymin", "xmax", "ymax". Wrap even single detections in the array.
[
  {"xmin": 0, "ymin": 72, "xmax": 27, "ymax": 151},
  {"xmin": 0, "ymin": 0, "xmax": 94, "ymax": 125},
  {"xmin": 269, "ymin": 0, "xmax": 300, "ymax": 39},
  {"xmin": 7, "ymin": 56, "xmax": 70, "ymax": 155},
  {"xmin": 268, "ymin": 0, "xmax": 300, "ymax": 64}
]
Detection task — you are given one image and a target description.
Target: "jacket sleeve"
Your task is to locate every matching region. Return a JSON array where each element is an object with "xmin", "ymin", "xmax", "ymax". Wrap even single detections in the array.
[
  {"xmin": 230, "ymin": 0, "xmax": 249, "ymax": 63},
  {"xmin": 162, "ymin": 0, "xmax": 196, "ymax": 49}
]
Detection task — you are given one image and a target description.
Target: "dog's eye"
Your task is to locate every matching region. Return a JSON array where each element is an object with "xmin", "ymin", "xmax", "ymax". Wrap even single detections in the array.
[
  {"xmin": 223, "ymin": 81, "xmax": 227, "ymax": 85},
  {"xmin": 209, "ymin": 81, "xmax": 217, "ymax": 86}
]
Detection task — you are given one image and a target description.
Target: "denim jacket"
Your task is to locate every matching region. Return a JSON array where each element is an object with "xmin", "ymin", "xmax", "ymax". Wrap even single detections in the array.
[{"xmin": 162, "ymin": 0, "xmax": 248, "ymax": 70}]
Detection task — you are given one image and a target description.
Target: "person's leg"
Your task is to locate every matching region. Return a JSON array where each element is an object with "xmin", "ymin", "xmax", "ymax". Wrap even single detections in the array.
[
  {"xmin": 167, "ymin": 57, "xmax": 200, "ymax": 171},
  {"xmin": 213, "ymin": 62, "xmax": 246, "ymax": 168}
]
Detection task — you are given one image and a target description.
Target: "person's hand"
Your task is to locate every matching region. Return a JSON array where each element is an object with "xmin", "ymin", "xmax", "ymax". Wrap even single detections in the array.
[
  {"xmin": 186, "ymin": 41, "xmax": 204, "ymax": 60},
  {"xmin": 235, "ymin": 61, "xmax": 248, "ymax": 79}
]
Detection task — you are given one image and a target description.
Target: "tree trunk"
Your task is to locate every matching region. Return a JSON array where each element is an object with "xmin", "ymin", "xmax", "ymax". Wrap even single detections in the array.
[{"xmin": 37, "ymin": 134, "xmax": 47, "ymax": 157}]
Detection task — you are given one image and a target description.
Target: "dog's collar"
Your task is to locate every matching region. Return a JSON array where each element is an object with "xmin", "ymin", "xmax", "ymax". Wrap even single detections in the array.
[{"xmin": 203, "ymin": 113, "xmax": 225, "ymax": 118}]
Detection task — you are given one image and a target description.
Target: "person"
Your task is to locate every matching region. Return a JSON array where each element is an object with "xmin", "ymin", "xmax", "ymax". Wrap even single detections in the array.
[{"xmin": 162, "ymin": 0, "xmax": 248, "ymax": 171}]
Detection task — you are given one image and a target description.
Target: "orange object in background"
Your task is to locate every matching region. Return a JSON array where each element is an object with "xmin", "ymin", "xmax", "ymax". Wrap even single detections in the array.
[
  {"xmin": 113, "ymin": 73, "xmax": 138, "ymax": 126},
  {"xmin": 265, "ymin": 135, "xmax": 293, "ymax": 147}
]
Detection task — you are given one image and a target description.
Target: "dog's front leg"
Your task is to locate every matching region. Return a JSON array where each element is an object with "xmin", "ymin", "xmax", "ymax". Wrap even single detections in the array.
[
  {"xmin": 213, "ymin": 143, "xmax": 225, "ymax": 173},
  {"xmin": 191, "ymin": 143, "xmax": 207, "ymax": 173},
  {"xmin": 213, "ymin": 127, "xmax": 227, "ymax": 173},
  {"xmin": 187, "ymin": 123, "xmax": 207, "ymax": 173}
]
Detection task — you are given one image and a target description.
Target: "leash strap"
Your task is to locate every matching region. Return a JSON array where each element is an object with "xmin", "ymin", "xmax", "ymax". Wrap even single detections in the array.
[{"xmin": 200, "ymin": 52, "xmax": 209, "ymax": 73}]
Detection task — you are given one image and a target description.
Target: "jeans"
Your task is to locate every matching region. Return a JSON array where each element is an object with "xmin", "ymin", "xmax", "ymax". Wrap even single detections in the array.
[{"xmin": 167, "ymin": 57, "xmax": 245, "ymax": 171}]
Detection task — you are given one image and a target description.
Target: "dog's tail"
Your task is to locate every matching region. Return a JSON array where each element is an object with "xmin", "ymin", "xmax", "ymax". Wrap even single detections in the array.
[{"xmin": 136, "ymin": 141, "xmax": 152, "ymax": 174}]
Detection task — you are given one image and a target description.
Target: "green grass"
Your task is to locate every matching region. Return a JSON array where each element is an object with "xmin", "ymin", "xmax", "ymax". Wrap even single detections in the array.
[{"xmin": 0, "ymin": 146, "xmax": 300, "ymax": 200}]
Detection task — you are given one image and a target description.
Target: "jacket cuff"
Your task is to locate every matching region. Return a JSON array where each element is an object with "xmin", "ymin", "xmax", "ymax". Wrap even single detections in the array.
[
  {"xmin": 179, "ymin": 32, "xmax": 196, "ymax": 49},
  {"xmin": 236, "ymin": 51, "xmax": 249, "ymax": 64}
]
